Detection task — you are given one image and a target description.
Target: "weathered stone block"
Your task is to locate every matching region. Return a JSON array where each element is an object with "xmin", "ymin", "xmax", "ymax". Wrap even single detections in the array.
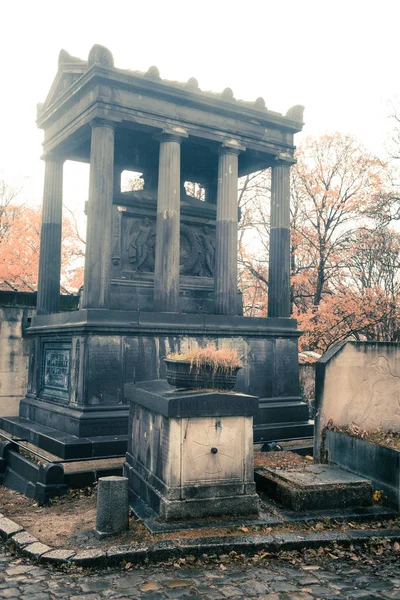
[
  {"xmin": 0, "ymin": 517, "xmax": 23, "ymax": 539},
  {"xmin": 71, "ymin": 549, "xmax": 106, "ymax": 567},
  {"xmin": 106, "ymin": 544, "xmax": 149, "ymax": 564},
  {"xmin": 41, "ymin": 549, "xmax": 76, "ymax": 563},
  {"xmin": 22, "ymin": 542, "xmax": 52, "ymax": 559},
  {"xmin": 10, "ymin": 531, "xmax": 38, "ymax": 548}
]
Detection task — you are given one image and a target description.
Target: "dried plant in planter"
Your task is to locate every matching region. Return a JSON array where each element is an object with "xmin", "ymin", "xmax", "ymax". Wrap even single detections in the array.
[{"xmin": 164, "ymin": 346, "xmax": 243, "ymax": 390}]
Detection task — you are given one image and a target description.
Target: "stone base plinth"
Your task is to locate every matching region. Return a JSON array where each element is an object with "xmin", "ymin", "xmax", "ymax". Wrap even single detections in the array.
[
  {"xmin": 19, "ymin": 397, "xmax": 128, "ymax": 438},
  {"xmin": 123, "ymin": 381, "xmax": 259, "ymax": 520},
  {"xmin": 5, "ymin": 309, "xmax": 308, "ymax": 447}
]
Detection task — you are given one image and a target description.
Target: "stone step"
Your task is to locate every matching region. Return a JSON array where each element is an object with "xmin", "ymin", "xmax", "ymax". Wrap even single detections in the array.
[
  {"xmin": 256, "ymin": 400, "xmax": 310, "ymax": 424},
  {"xmin": 259, "ymin": 437, "xmax": 314, "ymax": 457},
  {"xmin": 253, "ymin": 420, "xmax": 314, "ymax": 443},
  {"xmin": 0, "ymin": 416, "xmax": 127, "ymax": 459},
  {"xmin": 255, "ymin": 463, "xmax": 373, "ymax": 511}
]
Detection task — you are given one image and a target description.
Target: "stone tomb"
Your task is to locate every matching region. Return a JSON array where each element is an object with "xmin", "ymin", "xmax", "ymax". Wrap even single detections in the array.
[
  {"xmin": 124, "ymin": 380, "xmax": 259, "ymax": 519},
  {"xmin": 0, "ymin": 44, "xmax": 312, "ymax": 453}
]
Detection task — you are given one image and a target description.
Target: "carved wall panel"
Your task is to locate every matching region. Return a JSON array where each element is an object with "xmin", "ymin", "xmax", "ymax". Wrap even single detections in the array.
[
  {"xmin": 317, "ymin": 343, "xmax": 400, "ymax": 434},
  {"xmin": 117, "ymin": 214, "xmax": 215, "ymax": 277}
]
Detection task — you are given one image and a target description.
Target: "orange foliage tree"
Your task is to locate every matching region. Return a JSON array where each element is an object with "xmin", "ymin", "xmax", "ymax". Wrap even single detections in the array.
[
  {"xmin": 0, "ymin": 200, "xmax": 85, "ymax": 291},
  {"xmin": 238, "ymin": 133, "xmax": 399, "ymax": 353}
]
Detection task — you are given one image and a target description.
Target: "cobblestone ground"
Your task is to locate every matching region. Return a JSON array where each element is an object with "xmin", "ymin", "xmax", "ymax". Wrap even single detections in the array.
[{"xmin": 1, "ymin": 542, "xmax": 400, "ymax": 599}]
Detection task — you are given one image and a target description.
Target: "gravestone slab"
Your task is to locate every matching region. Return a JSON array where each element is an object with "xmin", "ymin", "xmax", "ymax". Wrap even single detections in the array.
[{"xmin": 255, "ymin": 464, "xmax": 373, "ymax": 511}]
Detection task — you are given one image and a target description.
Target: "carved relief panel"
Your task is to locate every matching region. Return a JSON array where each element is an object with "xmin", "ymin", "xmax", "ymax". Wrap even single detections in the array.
[{"xmin": 113, "ymin": 210, "xmax": 215, "ymax": 278}]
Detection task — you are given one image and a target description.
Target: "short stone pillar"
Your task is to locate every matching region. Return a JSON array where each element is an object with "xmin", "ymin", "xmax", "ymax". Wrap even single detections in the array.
[
  {"xmin": 95, "ymin": 476, "xmax": 129, "ymax": 537},
  {"xmin": 123, "ymin": 380, "xmax": 259, "ymax": 520}
]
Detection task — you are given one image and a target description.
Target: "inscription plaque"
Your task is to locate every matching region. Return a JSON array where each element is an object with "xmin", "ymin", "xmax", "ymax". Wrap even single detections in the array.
[{"xmin": 40, "ymin": 343, "xmax": 71, "ymax": 399}]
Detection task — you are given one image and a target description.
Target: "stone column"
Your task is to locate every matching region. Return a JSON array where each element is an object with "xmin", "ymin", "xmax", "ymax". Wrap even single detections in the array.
[
  {"xmin": 153, "ymin": 129, "xmax": 187, "ymax": 312},
  {"xmin": 214, "ymin": 142, "xmax": 244, "ymax": 315},
  {"xmin": 36, "ymin": 158, "xmax": 64, "ymax": 315},
  {"xmin": 268, "ymin": 162, "xmax": 291, "ymax": 318},
  {"xmin": 82, "ymin": 121, "xmax": 115, "ymax": 309}
]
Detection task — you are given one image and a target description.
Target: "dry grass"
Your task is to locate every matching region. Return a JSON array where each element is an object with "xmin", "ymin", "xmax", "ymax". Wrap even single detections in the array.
[{"xmin": 165, "ymin": 346, "xmax": 242, "ymax": 374}]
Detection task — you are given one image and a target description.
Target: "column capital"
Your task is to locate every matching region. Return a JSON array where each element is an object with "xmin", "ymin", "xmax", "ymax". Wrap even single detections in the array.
[
  {"xmin": 89, "ymin": 117, "xmax": 118, "ymax": 130},
  {"xmin": 41, "ymin": 153, "xmax": 66, "ymax": 164},
  {"xmin": 273, "ymin": 151, "xmax": 296, "ymax": 167},
  {"xmin": 219, "ymin": 139, "xmax": 246, "ymax": 156},
  {"xmin": 154, "ymin": 126, "xmax": 189, "ymax": 144}
]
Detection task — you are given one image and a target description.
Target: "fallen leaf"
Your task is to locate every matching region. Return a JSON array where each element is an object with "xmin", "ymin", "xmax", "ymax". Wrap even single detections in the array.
[
  {"xmin": 219, "ymin": 564, "xmax": 227, "ymax": 571},
  {"xmin": 141, "ymin": 582, "xmax": 161, "ymax": 592},
  {"xmin": 169, "ymin": 580, "xmax": 189, "ymax": 589}
]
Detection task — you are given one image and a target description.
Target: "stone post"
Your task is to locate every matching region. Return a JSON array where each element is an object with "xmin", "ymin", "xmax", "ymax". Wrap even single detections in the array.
[
  {"xmin": 214, "ymin": 141, "xmax": 244, "ymax": 315},
  {"xmin": 36, "ymin": 158, "xmax": 64, "ymax": 315},
  {"xmin": 82, "ymin": 120, "xmax": 115, "ymax": 309},
  {"xmin": 153, "ymin": 129, "xmax": 188, "ymax": 312},
  {"xmin": 268, "ymin": 161, "xmax": 291, "ymax": 318},
  {"xmin": 95, "ymin": 476, "xmax": 129, "ymax": 537}
]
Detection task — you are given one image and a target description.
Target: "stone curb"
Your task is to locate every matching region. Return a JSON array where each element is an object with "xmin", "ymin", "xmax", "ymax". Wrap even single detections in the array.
[{"xmin": 1, "ymin": 515, "xmax": 399, "ymax": 567}]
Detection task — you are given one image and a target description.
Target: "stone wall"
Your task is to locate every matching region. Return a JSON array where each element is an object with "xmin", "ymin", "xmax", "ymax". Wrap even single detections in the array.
[
  {"xmin": 0, "ymin": 305, "xmax": 34, "ymax": 417},
  {"xmin": 0, "ymin": 291, "xmax": 78, "ymax": 418},
  {"xmin": 314, "ymin": 341, "xmax": 400, "ymax": 456}
]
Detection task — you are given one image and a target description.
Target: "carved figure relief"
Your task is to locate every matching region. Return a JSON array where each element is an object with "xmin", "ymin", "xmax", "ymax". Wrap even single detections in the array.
[
  {"xmin": 180, "ymin": 224, "xmax": 215, "ymax": 277},
  {"xmin": 127, "ymin": 217, "xmax": 152, "ymax": 270},
  {"xmin": 121, "ymin": 216, "xmax": 215, "ymax": 277},
  {"xmin": 343, "ymin": 356, "xmax": 400, "ymax": 430},
  {"xmin": 123, "ymin": 217, "xmax": 156, "ymax": 272},
  {"xmin": 196, "ymin": 226, "xmax": 215, "ymax": 277}
]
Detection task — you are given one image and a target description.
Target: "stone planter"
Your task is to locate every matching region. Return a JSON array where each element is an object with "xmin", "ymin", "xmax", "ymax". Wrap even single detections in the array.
[
  {"xmin": 324, "ymin": 429, "xmax": 400, "ymax": 510},
  {"xmin": 164, "ymin": 358, "xmax": 241, "ymax": 391}
]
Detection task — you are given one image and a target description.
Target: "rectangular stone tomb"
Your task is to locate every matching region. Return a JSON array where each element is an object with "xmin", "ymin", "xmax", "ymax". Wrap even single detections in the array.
[
  {"xmin": 255, "ymin": 464, "xmax": 373, "ymax": 511},
  {"xmin": 123, "ymin": 380, "xmax": 260, "ymax": 520}
]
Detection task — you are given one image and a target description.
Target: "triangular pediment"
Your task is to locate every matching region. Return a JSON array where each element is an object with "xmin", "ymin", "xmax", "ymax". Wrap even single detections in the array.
[{"xmin": 40, "ymin": 50, "xmax": 88, "ymax": 114}]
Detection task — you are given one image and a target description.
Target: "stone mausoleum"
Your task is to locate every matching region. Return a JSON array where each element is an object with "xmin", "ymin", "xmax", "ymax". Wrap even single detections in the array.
[{"xmin": 0, "ymin": 45, "xmax": 312, "ymax": 455}]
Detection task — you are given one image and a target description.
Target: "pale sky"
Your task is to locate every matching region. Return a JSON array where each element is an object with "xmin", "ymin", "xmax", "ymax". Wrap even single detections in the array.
[{"xmin": 1, "ymin": 0, "xmax": 399, "ymax": 214}]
